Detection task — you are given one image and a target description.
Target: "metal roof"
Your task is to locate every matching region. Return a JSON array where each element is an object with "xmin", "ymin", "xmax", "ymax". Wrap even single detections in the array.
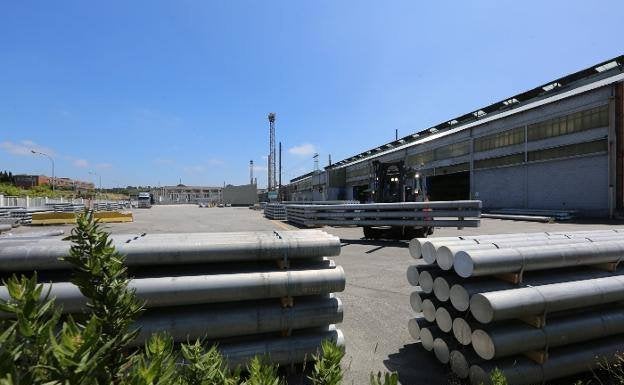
[{"xmin": 325, "ymin": 55, "xmax": 624, "ymax": 171}]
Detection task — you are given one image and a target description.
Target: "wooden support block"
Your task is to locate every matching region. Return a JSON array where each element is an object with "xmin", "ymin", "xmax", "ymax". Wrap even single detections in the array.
[
  {"xmin": 280, "ymin": 329, "xmax": 292, "ymax": 337},
  {"xmin": 280, "ymin": 296, "xmax": 294, "ymax": 308},
  {"xmin": 495, "ymin": 271, "xmax": 523, "ymax": 285},
  {"xmin": 518, "ymin": 314, "xmax": 546, "ymax": 328},
  {"xmin": 276, "ymin": 259, "xmax": 290, "ymax": 269},
  {"xmin": 523, "ymin": 349, "xmax": 548, "ymax": 364},
  {"xmin": 592, "ymin": 261, "xmax": 619, "ymax": 272}
]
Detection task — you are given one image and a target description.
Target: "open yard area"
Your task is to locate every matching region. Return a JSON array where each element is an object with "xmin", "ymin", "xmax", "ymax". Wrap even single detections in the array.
[{"xmin": 10, "ymin": 205, "xmax": 624, "ymax": 384}]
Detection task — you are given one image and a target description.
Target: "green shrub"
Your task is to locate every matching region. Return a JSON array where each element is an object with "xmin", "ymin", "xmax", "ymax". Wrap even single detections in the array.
[
  {"xmin": 309, "ymin": 339, "xmax": 345, "ymax": 385},
  {"xmin": 369, "ymin": 371, "xmax": 398, "ymax": 385}
]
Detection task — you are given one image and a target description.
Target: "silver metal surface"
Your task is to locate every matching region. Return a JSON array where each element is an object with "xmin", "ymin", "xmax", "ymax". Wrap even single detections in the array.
[
  {"xmin": 470, "ymin": 275, "xmax": 624, "ymax": 323},
  {"xmin": 0, "ymin": 267, "xmax": 346, "ymax": 317},
  {"xmin": 454, "ymin": 239, "xmax": 624, "ymax": 278},
  {"xmin": 0, "ymin": 230, "xmax": 341, "ymax": 271},
  {"xmin": 469, "ymin": 336, "xmax": 624, "ymax": 385},
  {"xmin": 133, "ymin": 296, "xmax": 343, "ymax": 343},
  {"xmin": 471, "ymin": 307, "xmax": 624, "ymax": 360}
]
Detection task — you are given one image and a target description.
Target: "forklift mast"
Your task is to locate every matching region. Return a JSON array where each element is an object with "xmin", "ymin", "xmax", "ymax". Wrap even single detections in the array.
[{"xmin": 371, "ymin": 160, "xmax": 426, "ymax": 203}]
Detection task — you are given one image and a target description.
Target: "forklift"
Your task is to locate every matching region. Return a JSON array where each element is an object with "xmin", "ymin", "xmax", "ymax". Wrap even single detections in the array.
[{"xmin": 362, "ymin": 160, "xmax": 434, "ymax": 240}]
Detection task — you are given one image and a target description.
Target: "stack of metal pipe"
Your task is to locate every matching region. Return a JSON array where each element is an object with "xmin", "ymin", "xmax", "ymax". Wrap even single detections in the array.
[
  {"xmin": 286, "ymin": 200, "xmax": 482, "ymax": 228},
  {"xmin": 407, "ymin": 228, "xmax": 624, "ymax": 385},
  {"xmin": 0, "ymin": 229, "xmax": 345, "ymax": 368},
  {"xmin": 264, "ymin": 203, "xmax": 287, "ymax": 220}
]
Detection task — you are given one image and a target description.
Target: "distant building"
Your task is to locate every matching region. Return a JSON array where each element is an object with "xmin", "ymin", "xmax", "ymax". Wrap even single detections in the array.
[
  {"xmin": 13, "ymin": 174, "xmax": 94, "ymax": 190},
  {"xmin": 222, "ymin": 183, "xmax": 258, "ymax": 206},
  {"xmin": 151, "ymin": 184, "xmax": 222, "ymax": 204}
]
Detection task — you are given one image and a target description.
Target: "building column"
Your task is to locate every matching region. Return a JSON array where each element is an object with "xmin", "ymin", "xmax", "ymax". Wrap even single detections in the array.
[{"xmin": 609, "ymin": 88, "xmax": 618, "ymax": 218}]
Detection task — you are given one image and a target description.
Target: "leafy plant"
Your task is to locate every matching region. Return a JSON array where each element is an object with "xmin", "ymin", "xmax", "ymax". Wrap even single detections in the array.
[
  {"xmin": 127, "ymin": 333, "xmax": 178, "ymax": 385},
  {"xmin": 0, "ymin": 274, "xmax": 59, "ymax": 384},
  {"xmin": 243, "ymin": 356, "xmax": 283, "ymax": 385},
  {"xmin": 62, "ymin": 210, "xmax": 143, "ymax": 383},
  {"xmin": 489, "ymin": 368, "xmax": 508, "ymax": 385},
  {"xmin": 309, "ymin": 339, "xmax": 345, "ymax": 385},
  {"xmin": 179, "ymin": 341, "xmax": 240, "ymax": 385},
  {"xmin": 369, "ymin": 371, "xmax": 398, "ymax": 385}
]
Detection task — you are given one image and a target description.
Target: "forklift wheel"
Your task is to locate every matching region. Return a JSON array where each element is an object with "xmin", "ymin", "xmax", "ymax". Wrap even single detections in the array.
[{"xmin": 363, "ymin": 226, "xmax": 381, "ymax": 239}]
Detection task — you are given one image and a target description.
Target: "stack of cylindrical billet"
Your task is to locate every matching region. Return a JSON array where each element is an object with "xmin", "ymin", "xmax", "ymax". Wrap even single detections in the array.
[
  {"xmin": 407, "ymin": 229, "xmax": 624, "ymax": 385},
  {"xmin": 285, "ymin": 200, "xmax": 481, "ymax": 228},
  {"xmin": 0, "ymin": 230, "xmax": 345, "ymax": 368},
  {"xmin": 264, "ymin": 203, "xmax": 287, "ymax": 220}
]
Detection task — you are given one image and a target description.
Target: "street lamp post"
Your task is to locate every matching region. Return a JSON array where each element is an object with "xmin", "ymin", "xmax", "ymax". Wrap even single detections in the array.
[
  {"xmin": 31, "ymin": 150, "xmax": 55, "ymax": 191},
  {"xmin": 89, "ymin": 171, "xmax": 101, "ymax": 203}
]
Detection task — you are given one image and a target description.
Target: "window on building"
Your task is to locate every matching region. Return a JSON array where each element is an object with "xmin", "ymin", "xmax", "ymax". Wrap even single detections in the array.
[
  {"xmin": 433, "ymin": 141, "xmax": 471, "ymax": 160},
  {"xmin": 527, "ymin": 139, "xmax": 607, "ymax": 162},
  {"xmin": 407, "ymin": 150, "xmax": 434, "ymax": 167},
  {"xmin": 474, "ymin": 126, "xmax": 525, "ymax": 152},
  {"xmin": 527, "ymin": 105, "xmax": 609, "ymax": 141},
  {"xmin": 474, "ymin": 153, "xmax": 524, "ymax": 169}
]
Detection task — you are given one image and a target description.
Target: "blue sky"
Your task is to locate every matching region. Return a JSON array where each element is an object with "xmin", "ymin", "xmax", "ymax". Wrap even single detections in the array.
[{"xmin": 1, "ymin": 1, "xmax": 622, "ymax": 188}]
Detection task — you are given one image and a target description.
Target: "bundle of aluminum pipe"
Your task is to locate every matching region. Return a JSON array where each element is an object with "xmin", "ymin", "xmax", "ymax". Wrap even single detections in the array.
[
  {"xmin": 406, "ymin": 229, "xmax": 624, "ymax": 384},
  {"xmin": 1, "ymin": 229, "xmax": 345, "ymax": 367},
  {"xmin": 285, "ymin": 200, "xmax": 482, "ymax": 228},
  {"xmin": 264, "ymin": 203, "xmax": 287, "ymax": 220},
  {"xmin": 0, "ymin": 230, "xmax": 341, "ymax": 271}
]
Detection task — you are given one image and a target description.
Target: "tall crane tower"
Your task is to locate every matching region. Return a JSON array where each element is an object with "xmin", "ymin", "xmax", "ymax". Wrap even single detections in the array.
[
  {"xmin": 268, "ymin": 112, "xmax": 276, "ymax": 190},
  {"xmin": 249, "ymin": 160, "xmax": 254, "ymax": 185}
]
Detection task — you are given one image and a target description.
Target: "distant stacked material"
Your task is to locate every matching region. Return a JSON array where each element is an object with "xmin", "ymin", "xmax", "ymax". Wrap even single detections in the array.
[
  {"xmin": 0, "ymin": 230, "xmax": 345, "ymax": 368},
  {"xmin": 264, "ymin": 203, "xmax": 287, "ymax": 220},
  {"xmin": 406, "ymin": 229, "xmax": 624, "ymax": 385},
  {"xmin": 286, "ymin": 200, "xmax": 481, "ymax": 228},
  {"xmin": 93, "ymin": 202, "xmax": 123, "ymax": 211},
  {"xmin": 50, "ymin": 203, "xmax": 86, "ymax": 212}
]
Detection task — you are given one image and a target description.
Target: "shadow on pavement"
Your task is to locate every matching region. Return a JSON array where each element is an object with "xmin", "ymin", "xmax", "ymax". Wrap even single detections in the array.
[
  {"xmin": 340, "ymin": 238, "xmax": 409, "ymax": 248},
  {"xmin": 384, "ymin": 343, "xmax": 452, "ymax": 385}
]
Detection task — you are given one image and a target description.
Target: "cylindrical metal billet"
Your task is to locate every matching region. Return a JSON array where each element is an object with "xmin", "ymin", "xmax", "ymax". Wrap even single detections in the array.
[
  {"xmin": 452, "ymin": 317, "xmax": 480, "ymax": 346},
  {"xmin": 470, "ymin": 275, "xmax": 624, "ymax": 323},
  {"xmin": 406, "ymin": 264, "xmax": 441, "ymax": 286},
  {"xmin": 0, "ymin": 224, "xmax": 11, "ymax": 233},
  {"xmin": 433, "ymin": 337, "xmax": 460, "ymax": 364},
  {"xmin": 435, "ymin": 306, "xmax": 462, "ymax": 333},
  {"xmin": 0, "ymin": 267, "xmax": 346, "ymax": 317},
  {"xmin": 0, "ymin": 231, "xmax": 341, "ymax": 271},
  {"xmin": 410, "ymin": 291, "xmax": 430, "ymax": 312},
  {"xmin": 418, "ymin": 271, "xmax": 435, "ymax": 293},
  {"xmin": 454, "ymin": 240, "xmax": 624, "ymax": 278},
  {"xmin": 471, "ymin": 307, "xmax": 624, "ymax": 360},
  {"xmin": 450, "ymin": 349, "xmax": 482, "ymax": 379},
  {"xmin": 220, "ymin": 328, "xmax": 344, "ymax": 368},
  {"xmin": 433, "ymin": 275, "xmax": 464, "ymax": 302},
  {"xmin": 420, "ymin": 326, "xmax": 443, "ymax": 351},
  {"xmin": 469, "ymin": 336, "xmax": 624, "ymax": 385},
  {"xmin": 439, "ymin": 235, "xmax": 624, "ymax": 273},
  {"xmin": 449, "ymin": 267, "xmax": 624, "ymax": 312},
  {"xmin": 408, "ymin": 317, "xmax": 429, "ymax": 340},
  {"xmin": 409, "ymin": 237, "xmax": 464, "ymax": 259},
  {"xmin": 406, "ymin": 265, "xmax": 419, "ymax": 285},
  {"xmin": 133, "ymin": 296, "xmax": 343, "ymax": 344},
  {"xmin": 422, "ymin": 299, "xmax": 437, "ymax": 322}
]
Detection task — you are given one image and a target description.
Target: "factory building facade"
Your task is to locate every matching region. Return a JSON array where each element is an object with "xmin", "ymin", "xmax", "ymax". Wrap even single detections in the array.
[{"xmin": 285, "ymin": 56, "xmax": 624, "ymax": 217}]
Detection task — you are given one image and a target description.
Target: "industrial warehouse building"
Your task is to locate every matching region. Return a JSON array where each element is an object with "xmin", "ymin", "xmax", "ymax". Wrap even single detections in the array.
[
  {"xmin": 284, "ymin": 56, "xmax": 624, "ymax": 217},
  {"xmin": 151, "ymin": 183, "xmax": 258, "ymax": 206}
]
